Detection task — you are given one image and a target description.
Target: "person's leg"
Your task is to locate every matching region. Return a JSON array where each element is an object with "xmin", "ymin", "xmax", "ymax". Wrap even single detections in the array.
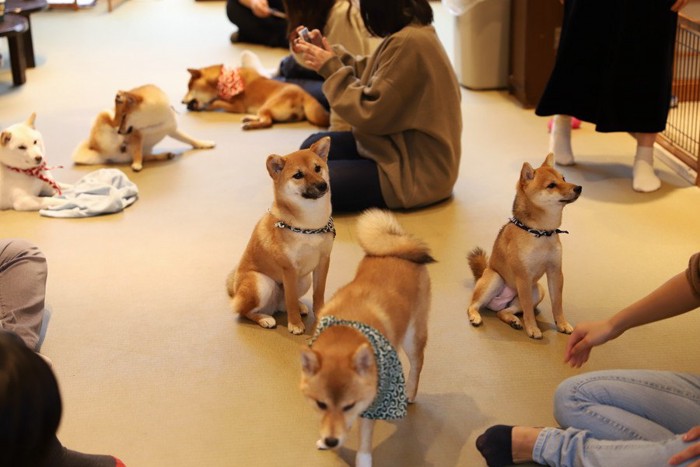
[
  {"xmin": 300, "ymin": 132, "xmax": 387, "ymax": 212},
  {"xmin": 554, "ymin": 370, "xmax": 700, "ymax": 441},
  {"xmin": 0, "ymin": 239, "xmax": 47, "ymax": 351},
  {"xmin": 632, "ymin": 132, "xmax": 661, "ymax": 192},
  {"xmin": 549, "ymin": 114, "xmax": 575, "ymax": 166},
  {"xmin": 225, "ymin": 0, "xmax": 288, "ymax": 48},
  {"xmin": 533, "ymin": 426, "xmax": 695, "ymax": 467}
]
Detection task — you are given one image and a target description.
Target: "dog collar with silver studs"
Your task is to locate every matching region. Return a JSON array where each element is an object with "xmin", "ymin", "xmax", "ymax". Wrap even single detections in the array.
[
  {"xmin": 274, "ymin": 216, "xmax": 336, "ymax": 238},
  {"xmin": 509, "ymin": 217, "xmax": 569, "ymax": 238}
]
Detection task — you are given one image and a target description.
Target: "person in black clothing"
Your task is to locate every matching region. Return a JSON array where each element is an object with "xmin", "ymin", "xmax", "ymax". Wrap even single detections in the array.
[{"xmin": 226, "ymin": 0, "xmax": 288, "ymax": 48}]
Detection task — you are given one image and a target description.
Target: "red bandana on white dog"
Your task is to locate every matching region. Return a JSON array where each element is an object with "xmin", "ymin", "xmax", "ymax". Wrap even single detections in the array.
[
  {"xmin": 217, "ymin": 66, "xmax": 245, "ymax": 100},
  {"xmin": 6, "ymin": 162, "xmax": 63, "ymax": 195}
]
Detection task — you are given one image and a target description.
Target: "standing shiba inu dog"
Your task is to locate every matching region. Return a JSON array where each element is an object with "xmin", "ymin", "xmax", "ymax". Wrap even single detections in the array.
[
  {"xmin": 301, "ymin": 209, "xmax": 435, "ymax": 467},
  {"xmin": 226, "ymin": 137, "xmax": 334, "ymax": 335},
  {"xmin": 467, "ymin": 153, "xmax": 582, "ymax": 339},
  {"xmin": 72, "ymin": 84, "xmax": 215, "ymax": 171},
  {"xmin": 0, "ymin": 113, "xmax": 66, "ymax": 211},
  {"xmin": 182, "ymin": 51, "xmax": 330, "ymax": 130}
]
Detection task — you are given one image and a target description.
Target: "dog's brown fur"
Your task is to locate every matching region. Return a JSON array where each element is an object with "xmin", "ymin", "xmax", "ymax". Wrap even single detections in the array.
[
  {"xmin": 300, "ymin": 209, "xmax": 434, "ymax": 466},
  {"xmin": 225, "ymin": 137, "xmax": 334, "ymax": 335},
  {"xmin": 467, "ymin": 153, "xmax": 582, "ymax": 339},
  {"xmin": 182, "ymin": 65, "xmax": 330, "ymax": 130}
]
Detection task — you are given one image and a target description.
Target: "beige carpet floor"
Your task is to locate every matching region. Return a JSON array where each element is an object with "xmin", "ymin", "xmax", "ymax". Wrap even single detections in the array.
[{"xmin": 1, "ymin": 1, "xmax": 699, "ymax": 466}]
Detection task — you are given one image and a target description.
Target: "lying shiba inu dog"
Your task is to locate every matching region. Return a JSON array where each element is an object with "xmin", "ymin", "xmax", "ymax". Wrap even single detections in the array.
[
  {"xmin": 0, "ymin": 113, "xmax": 66, "ymax": 211},
  {"xmin": 226, "ymin": 137, "xmax": 334, "ymax": 335},
  {"xmin": 182, "ymin": 52, "xmax": 330, "ymax": 130},
  {"xmin": 301, "ymin": 209, "xmax": 435, "ymax": 467},
  {"xmin": 467, "ymin": 153, "xmax": 582, "ymax": 339},
  {"xmin": 72, "ymin": 84, "xmax": 215, "ymax": 171}
]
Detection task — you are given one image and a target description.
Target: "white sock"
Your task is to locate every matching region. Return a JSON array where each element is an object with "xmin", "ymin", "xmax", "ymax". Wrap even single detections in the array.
[
  {"xmin": 632, "ymin": 146, "xmax": 661, "ymax": 192},
  {"xmin": 550, "ymin": 115, "xmax": 575, "ymax": 166}
]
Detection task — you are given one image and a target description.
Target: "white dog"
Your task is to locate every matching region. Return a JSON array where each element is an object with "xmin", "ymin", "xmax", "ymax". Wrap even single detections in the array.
[
  {"xmin": 0, "ymin": 113, "xmax": 66, "ymax": 211},
  {"xmin": 72, "ymin": 84, "xmax": 215, "ymax": 171}
]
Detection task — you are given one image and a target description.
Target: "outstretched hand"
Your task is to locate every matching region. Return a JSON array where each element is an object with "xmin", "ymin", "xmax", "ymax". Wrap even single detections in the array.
[
  {"xmin": 668, "ymin": 426, "xmax": 700, "ymax": 466},
  {"xmin": 671, "ymin": 0, "xmax": 689, "ymax": 12},
  {"xmin": 564, "ymin": 320, "xmax": 620, "ymax": 368},
  {"xmin": 291, "ymin": 27, "xmax": 334, "ymax": 73}
]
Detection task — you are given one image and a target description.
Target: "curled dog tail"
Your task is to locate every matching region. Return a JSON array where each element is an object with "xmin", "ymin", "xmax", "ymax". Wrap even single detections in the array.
[
  {"xmin": 467, "ymin": 247, "xmax": 489, "ymax": 280},
  {"xmin": 355, "ymin": 208, "xmax": 436, "ymax": 264}
]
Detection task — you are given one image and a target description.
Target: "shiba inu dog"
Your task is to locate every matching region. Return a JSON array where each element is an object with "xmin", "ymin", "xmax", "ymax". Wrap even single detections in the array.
[
  {"xmin": 0, "ymin": 113, "xmax": 66, "ymax": 211},
  {"xmin": 182, "ymin": 52, "xmax": 330, "ymax": 130},
  {"xmin": 226, "ymin": 137, "xmax": 334, "ymax": 335},
  {"xmin": 72, "ymin": 84, "xmax": 215, "ymax": 171},
  {"xmin": 300, "ymin": 209, "xmax": 435, "ymax": 467},
  {"xmin": 467, "ymin": 153, "xmax": 582, "ymax": 339}
]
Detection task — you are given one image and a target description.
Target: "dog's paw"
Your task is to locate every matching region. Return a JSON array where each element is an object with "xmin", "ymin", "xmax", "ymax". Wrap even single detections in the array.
[
  {"xmin": 526, "ymin": 326, "xmax": 543, "ymax": 340},
  {"xmin": 507, "ymin": 317, "xmax": 523, "ymax": 330},
  {"xmin": 356, "ymin": 452, "xmax": 372, "ymax": 467},
  {"xmin": 467, "ymin": 311, "xmax": 483, "ymax": 327},
  {"xmin": 194, "ymin": 140, "xmax": 215, "ymax": 149},
  {"xmin": 258, "ymin": 316, "xmax": 277, "ymax": 329},
  {"xmin": 557, "ymin": 321, "xmax": 574, "ymax": 334},
  {"xmin": 288, "ymin": 322, "xmax": 305, "ymax": 335},
  {"xmin": 131, "ymin": 162, "xmax": 143, "ymax": 172}
]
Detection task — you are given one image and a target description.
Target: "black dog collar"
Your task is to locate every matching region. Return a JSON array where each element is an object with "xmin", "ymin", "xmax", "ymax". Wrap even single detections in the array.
[
  {"xmin": 274, "ymin": 216, "xmax": 336, "ymax": 238},
  {"xmin": 509, "ymin": 217, "xmax": 569, "ymax": 238}
]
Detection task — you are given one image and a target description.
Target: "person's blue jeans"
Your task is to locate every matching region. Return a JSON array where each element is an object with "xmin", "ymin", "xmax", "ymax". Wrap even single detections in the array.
[{"xmin": 533, "ymin": 370, "xmax": 700, "ymax": 466}]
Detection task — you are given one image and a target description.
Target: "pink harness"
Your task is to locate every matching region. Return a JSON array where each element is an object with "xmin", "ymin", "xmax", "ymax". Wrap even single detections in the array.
[
  {"xmin": 6, "ymin": 162, "xmax": 63, "ymax": 195},
  {"xmin": 217, "ymin": 66, "xmax": 245, "ymax": 100},
  {"xmin": 486, "ymin": 284, "xmax": 517, "ymax": 311}
]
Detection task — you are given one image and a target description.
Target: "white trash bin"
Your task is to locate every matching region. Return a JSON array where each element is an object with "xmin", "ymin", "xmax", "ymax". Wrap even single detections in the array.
[{"xmin": 447, "ymin": 0, "xmax": 511, "ymax": 90}]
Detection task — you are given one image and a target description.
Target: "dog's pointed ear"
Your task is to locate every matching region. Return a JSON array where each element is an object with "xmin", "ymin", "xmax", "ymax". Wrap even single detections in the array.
[
  {"xmin": 308, "ymin": 137, "xmax": 331, "ymax": 162},
  {"xmin": 187, "ymin": 68, "xmax": 202, "ymax": 79},
  {"xmin": 25, "ymin": 113, "xmax": 37, "ymax": 129},
  {"xmin": 352, "ymin": 343, "xmax": 374, "ymax": 376},
  {"xmin": 0, "ymin": 131, "xmax": 11, "ymax": 147},
  {"xmin": 542, "ymin": 153, "xmax": 555, "ymax": 168},
  {"xmin": 301, "ymin": 349, "xmax": 321, "ymax": 376},
  {"xmin": 266, "ymin": 155, "xmax": 285, "ymax": 179},
  {"xmin": 520, "ymin": 162, "xmax": 535, "ymax": 183}
]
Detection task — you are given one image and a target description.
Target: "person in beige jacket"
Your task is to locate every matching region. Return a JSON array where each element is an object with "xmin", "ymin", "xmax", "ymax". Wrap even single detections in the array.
[
  {"xmin": 279, "ymin": 0, "xmax": 373, "ymax": 131},
  {"xmin": 293, "ymin": 0, "xmax": 462, "ymax": 212}
]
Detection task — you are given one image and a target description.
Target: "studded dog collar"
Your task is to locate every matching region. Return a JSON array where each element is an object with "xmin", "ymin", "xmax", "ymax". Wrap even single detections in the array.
[
  {"xmin": 509, "ymin": 217, "xmax": 569, "ymax": 238},
  {"xmin": 274, "ymin": 216, "xmax": 336, "ymax": 238}
]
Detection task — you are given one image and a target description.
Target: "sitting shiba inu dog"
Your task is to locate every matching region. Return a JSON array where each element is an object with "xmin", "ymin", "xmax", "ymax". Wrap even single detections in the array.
[
  {"xmin": 182, "ymin": 51, "xmax": 330, "ymax": 130},
  {"xmin": 467, "ymin": 153, "xmax": 582, "ymax": 339},
  {"xmin": 226, "ymin": 137, "xmax": 334, "ymax": 335},
  {"xmin": 0, "ymin": 113, "xmax": 66, "ymax": 211},
  {"xmin": 301, "ymin": 209, "xmax": 435, "ymax": 467},
  {"xmin": 72, "ymin": 84, "xmax": 215, "ymax": 171}
]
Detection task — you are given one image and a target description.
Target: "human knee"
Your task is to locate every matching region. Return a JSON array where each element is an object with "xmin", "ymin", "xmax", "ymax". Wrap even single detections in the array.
[
  {"xmin": 553, "ymin": 374, "xmax": 590, "ymax": 427},
  {"xmin": 0, "ymin": 239, "xmax": 46, "ymax": 268}
]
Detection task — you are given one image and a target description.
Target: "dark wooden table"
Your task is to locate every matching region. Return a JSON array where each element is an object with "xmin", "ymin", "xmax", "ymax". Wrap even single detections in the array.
[
  {"xmin": 6, "ymin": 0, "xmax": 48, "ymax": 68},
  {"xmin": 0, "ymin": 13, "xmax": 30, "ymax": 85}
]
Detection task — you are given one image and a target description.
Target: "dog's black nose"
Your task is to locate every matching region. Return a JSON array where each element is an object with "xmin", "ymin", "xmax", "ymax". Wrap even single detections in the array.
[
  {"xmin": 574, "ymin": 185, "xmax": 582, "ymax": 194},
  {"xmin": 317, "ymin": 182, "xmax": 328, "ymax": 193},
  {"xmin": 324, "ymin": 437, "xmax": 339, "ymax": 448},
  {"xmin": 186, "ymin": 100, "xmax": 198, "ymax": 111},
  {"xmin": 34, "ymin": 155, "xmax": 42, "ymax": 162}
]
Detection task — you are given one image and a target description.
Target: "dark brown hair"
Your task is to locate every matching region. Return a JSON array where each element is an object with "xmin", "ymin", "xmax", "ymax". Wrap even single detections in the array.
[
  {"xmin": 284, "ymin": 0, "xmax": 352, "ymax": 36},
  {"xmin": 360, "ymin": 0, "xmax": 433, "ymax": 37},
  {"xmin": 0, "ymin": 331, "xmax": 62, "ymax": 467}
]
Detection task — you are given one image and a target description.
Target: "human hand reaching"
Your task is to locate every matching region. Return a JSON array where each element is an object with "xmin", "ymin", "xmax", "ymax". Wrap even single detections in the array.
[
  {"xmin": 668, "ymin": 426, "xmax": 700, "ymax": 466},
  {"xmin": 249, "ymin": 0, "xmax": 271, "ymax": 18},
  {"xmin": 292, "ymin": 27, "xmax": 334, "ymax": 72},
  {"xmin": 671, "ymin": 0, "xmax": 689, "ymax": 12},
  {"xmin": 564, "ymin": 320, "xmax": 620, "ymax": 368}
]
